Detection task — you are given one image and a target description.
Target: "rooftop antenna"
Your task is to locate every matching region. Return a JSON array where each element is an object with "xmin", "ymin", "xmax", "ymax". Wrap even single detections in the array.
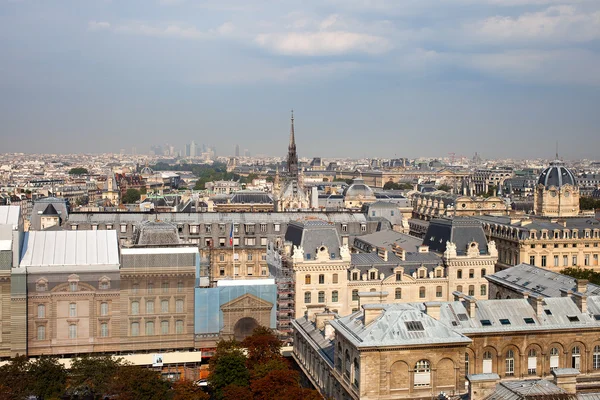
[{"xmin": 556, "ymin": 141, "xmax": 559, "ymax": 160}]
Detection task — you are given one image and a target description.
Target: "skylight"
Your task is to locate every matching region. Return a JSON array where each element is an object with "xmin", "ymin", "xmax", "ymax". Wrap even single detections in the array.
[
  {"xmin": 499, "ymin": 319, "xmax": 511, "ymax": 325},
  {"xmin": 405, "ymin": 321, "xmax": 425, "ymax": 332},
  {"xmin": 544, "ymin": 309, "xmax": 553, "ymax": 315},
  {"xmin": 480, "ymin": 319, "xmax": 492, "ymax": 326},
  {"xmin": 457, "ymin": 313, "xmax": 469, "ymax": 321},
  {"xmin": 567, "ymin": 316, "xmax": 580, "ymax": 322},
  {"xmin": 523, "ymin": 318, "xmax": 535, "ymax": 324}
]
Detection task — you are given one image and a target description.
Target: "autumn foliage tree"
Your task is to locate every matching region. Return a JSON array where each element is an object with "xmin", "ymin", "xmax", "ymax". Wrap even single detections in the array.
[{"xmin": 208, "ymin": 326, "xmax": 322, "ymax": 400}]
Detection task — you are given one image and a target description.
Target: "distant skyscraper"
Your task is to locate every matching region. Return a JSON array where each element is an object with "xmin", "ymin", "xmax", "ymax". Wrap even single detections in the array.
[
  {"xmin": 235, "ymin": 144, "xmax": 240, "ymax": 157},
  {"xmin": 244, "ymin": 149, "xmax": 250, "ymax": 157},
  {"xmin": 190, "ymin": 141, "xmax": 197, "ymax": 158},
  {"xmin": 287, "ymin": 110, "xmax": 298, "ymax": 177},
  {"xmin": 185, "ymin": 144, "xmax": 191, "ymax": 157}
]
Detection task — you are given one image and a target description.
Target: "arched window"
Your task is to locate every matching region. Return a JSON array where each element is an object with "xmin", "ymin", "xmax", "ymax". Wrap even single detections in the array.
[
  {"xmin": 177, "ymin": 281, "xmax": 184, "ymax": 292},
  {"xmin": 161, "ymin": 320, "xmax": 169, "ymax": 335},
  {"xmin": 414, "ymin": 360, "xmax": 431, "ymax": 387},
  {"xmin": 593, "ymin": 346, "xmax": 600, "ymax": 370},
  {"xmin": 37, "ymin": 304, "xmax": 46, "ymax": 318},
  {"xmin": 332, "ymin": 273, "xmax": 338, "ymax": 284},
  {"xmin": 395, "ymin": 288, "xmax": 402, "ymax": 299},
  {"xmin": 353, "ymin": 358, "xmax": 360, "ymax": 387},
  {"xmin": 319, "ymin": 274, "xmax": 325, "ymax": 284},
  {"xmin": 318, "ymin": 291, "xmax": 325, "ymax": 303},
  {"xmin": 100, "ymin": 302, "xmax": 108, "ymax": 316},
  {"xmin": 305, "ymin": 275, "xmax": 311, "ymax": 285},
  {"xmin": 469, "ymin": 269, "xmax": 474, "ymax": 278},
  {"xmin": 162, "ymin": 282, "xmax": 169, "ymax": 293},
  {"xmin": 483, "ymin": 351, "xmax": 493, "ymax": 374},
  {"xmin": 146, "ymin": 321, "xmax": 155, "ymax": 336},
  {"xmin": 370, "ymin": 288, "xmax": 376, "ymax": 292},
  {"xmin": 457, "ymin": 270, "xmax": 463, "ymax": 279},
  {"xmin": 332, "ymin": 291, "xmax": 339, "ymax": 302},
  {"xmin": 419, "ymin": 287, "xmax": 426, "ymax": 298},
  {"xmin": 161, "ymin": 299, "xmax": 169, "ymax": 313},
  {"xmin": 481, "ymin": 268, "xmax": 487, "ymax": 277},
  {"xmin": 132, "ymin": 283, "xmax": 139, "ymax": 294},
  {"xmin": 100, "ymin": 322, "xmax": 109, "ymax": 337},
  {"xmin": 457, "ymin": 285, "xmax": 463, "ymax": 293},
  {"xmin": 480, "ymin": 284, "xmax": 487, "ymax": 296},
  {"xmin": 305, "ymin": 292, "xmax": 311, "ymax": 303},
  {"xmin": 69, "ymin": 303, "xmax": 77, "ymax": 317},
  {"xmin": 336, "ymin": 343, "xmax": 343, "ymax": 372},
  {"xmin": 528, "ymin": 349, "xmax": 537, "ymax": 375},
  {"xmin": 436, "ymin": 286, "xmax": 443, "ymax": 298},
  {"xmin": 352, "ymin": 289, "xmax": 359, "ymax": 301},
  {"xmin": 572, "ymin": 346, "xmax": 581, "ymax": 369},
  {"xmin": 176, "ymin": 299, "xmax": 184, "ymax": 313},
  {"xmin": 344, "ymin": 350, "xmax": 351, "ymax": 378},
  {"xmin": 505, "ymin": 350, "xmax": 515, "ymax": 376},
  {"xmin": 37, "ymin": 325, "xmax": 46, "ymax": 340},
  {"xmin": 131, "ymin": 301, "xmax": 139, "ymax": 315},
  {"xmin": 465, "ymin": 353, "xmax": 470, "ymax": 375},
  {"xmin": 176, "ymin": 320, "xmax": 184, "ymax": 334},
  {"xmin": 468, "ymin": 285, "xmax": 475, "ymax": 296},
  {"xmin": 131, "ymin": 322, "xmax": 139, "ymax": 336},
  {"xmin": 550, "ymin": 347, "xmax": 560, "ymax": 371}
]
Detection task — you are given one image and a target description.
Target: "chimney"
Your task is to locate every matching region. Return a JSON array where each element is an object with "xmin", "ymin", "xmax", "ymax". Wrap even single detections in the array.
[
  {"xmin": 425, "ymin": 302, "xmax": 441, "ymax": 320},
  {"xmin": 363, "ymin": 304, "xmax": 385, "ymax": 325},
  {"xmin": 468, "ymin": 374, "xmax": 500, "ymax": 400},
  {"xmin": 418, "ymin": 245, "xmax": 429, "ymax": 253},
  {"xmin": 576, "ymin": 279, "xmax": 588, "ymax": 294},
  {"xmin": 560, "ymin": 288, "xmax": 573, "ymax": 298},
  {"xmin": 324, "ymin": 321, "xmax": 335, "ymax": 341},
  {"xmin": 453, "ymin": 291, "xmax": 464, "ymax": 302},
  {"xmin": 464, "ymin": 296, "xmax": 477, "ymax": 318},
  {"xmin": 573, "ymin": 292, "xmax": 588, "ymax": 314},
  {"xmin": 315, "ymin": 312, "xmax": 335, "ymax": 330},
  {"xmin": 531, "ymin": 296, "xmax": 545, "ymax": 317},
  {"xmin": 377, "ymin": 247, "xmax": 388, "ymax": 261},
  {"xmin": 358, "ymin": 291, "xmax": 388, "ymax": 307},
  {"xmin": 552, "ymin": 369, "xmax": 579, "ymax": 394},
  {"xmin": 306, "ymin": 305, "xmax": 325, "ymax": 322},
  {"xmin": 393, "ymin": 245, "xmax": 406, "ymax": 261}
]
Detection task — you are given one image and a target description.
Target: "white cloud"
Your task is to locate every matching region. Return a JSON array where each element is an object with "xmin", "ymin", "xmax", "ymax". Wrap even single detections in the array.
[
  {"xmin": 88, "ymin": 21, "xmax": 111, "ymax": 31},
  {"xmin": 216, "ymin": 22, "xmax": 235, "ymax": 35},
  {"xmin": 468, "ymin": 5, "xmax": 600, "ymax": 43},
  {"xmin": 255, "ymin": 31, "xmax": 391, "ymax": 56}
]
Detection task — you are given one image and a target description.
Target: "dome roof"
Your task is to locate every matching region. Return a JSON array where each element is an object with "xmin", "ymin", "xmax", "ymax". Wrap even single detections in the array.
[
  {"xmin": 344, "ymin": 178, "xmax": 375, "ymax": 199},
  {"xmin": 537, "ymin": 161, "xmax": 577, "ymax": 189},
  {"xmin": 140, "ymin": 166, "xmax": 154, "ymax": 175}
]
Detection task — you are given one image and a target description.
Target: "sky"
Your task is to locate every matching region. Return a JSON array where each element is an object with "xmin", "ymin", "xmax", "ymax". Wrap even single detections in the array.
[{"xmin": 0, "ymin": 0, "xmax": 599, "ymax": 159}]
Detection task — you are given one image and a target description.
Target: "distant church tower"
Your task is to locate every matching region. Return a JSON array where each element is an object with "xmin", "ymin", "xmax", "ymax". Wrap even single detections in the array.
[{"xmin": 287, "ymin": 110, "xmax": 298, "ymax": 177}]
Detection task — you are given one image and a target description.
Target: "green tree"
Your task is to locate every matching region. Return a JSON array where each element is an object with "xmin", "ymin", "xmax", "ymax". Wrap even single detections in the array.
[
  {"xmin": 122, "ymin": 188, "xmax": 141, "ymax": 204},
  {"xmin": 383, "ymin": 181, "xmax": 400, "ymax": 190},
  {"xmin": 580, "ymin": 197, "xmax": 600, "ymax": 210},
  {"xmin": 438, "ymin": 184, "xmax": 451, "ymax": 192},
  {"xmin": 69, "ymin": 355, "xmax": 124, "ymax": 398},
  {"xmin": 111, "ymin": 365, "xmax": 170, "ymax": 400},
  {"xmin": 68, "ymin": 167, "xmax": 89, "ymax": 175},
  {"xmin": 560, "ymin": 268, "xmax": 600, "ymax": 285},
  {"xmin": 208, "ymin": 339, "xmax": 250, "ymax": 398},
  {"xmin": 0, "ymin": 355, "xmax": 31, "ymax": 400},
  {"xmin": 172, "ymin": 379, "xmax": 210, "ymax": 400},
  {"xmin": 28, "ymin": 356, "xmax": 68, "ymax": 399}
]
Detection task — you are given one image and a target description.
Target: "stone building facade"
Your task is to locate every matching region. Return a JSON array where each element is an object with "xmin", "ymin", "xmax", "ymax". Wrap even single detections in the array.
[
  {"xmin": 534, "ymin": 160, "xmax": 580, "ymax": 217},
  {"xmin": 412, "ymin": 191, "xmax": 509, "ymax": 220}
]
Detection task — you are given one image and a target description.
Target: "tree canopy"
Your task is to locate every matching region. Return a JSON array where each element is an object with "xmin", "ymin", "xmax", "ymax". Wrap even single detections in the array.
[
  {"xmin": 383, "ymin": 181, "xmax": 413, "ymax": 190},
  {"xmin": 208, "ymin": 327, "xmax": 321, "ymax": 400},
  {"xmin": 580, "ymin": 196, "xmax": 600, "ymax": 210},
  {"xmin": 560, "ymin": 267, "xmax": 600, "ymax": 285},
  {"xmin": 122, "ymin": 188, "xmax": 141, "ymax": 204},
  {"xmin": 68, "ymin": 167, "xmax": 88, "ymax": 175}
]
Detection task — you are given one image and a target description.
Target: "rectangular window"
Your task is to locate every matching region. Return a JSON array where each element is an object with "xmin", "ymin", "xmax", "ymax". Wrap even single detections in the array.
[
  {"xmin": 332, "ymin": 291, "xmax": 339, "ymax": 302},
  {"xmin": 585, "ymin": 254, "xmax": 590, "ymax": 266},
  {"xmin": 146, "ymin": 322, "xmax": 154, "ymax": 336},
  {"xmin": 274, "ymin": 224, "xmax": 280, "ymax": 232},
  {"xmin": 69, "ymin": 324, "xmax": 77, "ymax": 339},
  {"xmin": 205, "ymin": 225, "xmax": 212, "ymax": 233},
  {"xmin": 100, "ymin": 323, "xmax": 109, "ymax": 338},
  {"xmin": 189, "ymin": 225, "xmax": 198, "ymax": 234},
  {"xmin": 396, "ymin": 273, "xmax": 402, "ymax": 281},
  {"xmin": 260, "ymin": 223, "xmax": 267, "ymax": 232},
  {"xmin": 161, "ymin": 300, "xmax": 169, "ymax": 313},
  {"xmin": 304, "ymin": 292, "xmax": 311, "ymax": 303},
  {"xmin": 69, "ymin": 303, "xmax": 77, "ymax": 317},
  {"xmin": 342, "ymin": 224, "xmax": 348, "ymax": 232},
  {"xmin": 261, "ymin": 237, "xmax": 268, "ymax": 246},
  {"xmin": 564, "ymin": 255, "xmax": 569, "ymax": 266},
  {"xmin": 318, "ymin": 292, "xmax": 325, "ymax": 303},
  {"xmin": 261, "ymin": 266, "xmax": 267, "ymax": 276},
  {"xmin": 529, "ymin": 256, "xmax": 535, "ymax": 265},
  {"xmin": 131, "ymin": 322, "xmax": 139, "ymax": 336},
  {"xmin": 162, "ymin": 282, "xmax": 169, "ymax": 293},
  {"xmin": 245, "ymin": 237, "xmax": 256, "ymax": 246},
  {"xmin": 146, "ymin": 301, "xmax": 154, "ymax": 314},
  {"xmin": 573, "ymin": 256, "xmax": 578, "ymax": 266},
  {"xmin": 161, "ymin": 321, "xmax": 169, "ymax": 335},
  {"xmin": 554, "ymin": 255, "xmax": 559, "ymax": 267},
  {"xmin": 176, "ymin": 320, "xmax": 184, "ymax": 334},
  {"xmin": 176, "ymin": 300, "xmax": 184, "ymax": 313},
  {"xmin": 120, "ymin": 224, "xmax": 127, "ymax": 233},
  {"xmin": 541, "ymin": 256, "xmax": 547, "ymax": 267},
  {"xmin": 247, "ymin": 253, "xmax": 253, "ymax": 261},
  {"xmin": 247, "ymin": 266, "xmax": 254, "ymax": 275},
  {"xmin": 37, "ymin": 325, "xmax": 46, "ymax": 340}
]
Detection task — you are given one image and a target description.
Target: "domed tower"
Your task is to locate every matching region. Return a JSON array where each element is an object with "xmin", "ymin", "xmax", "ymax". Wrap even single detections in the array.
[
  {"xmin": 343, "ymin": 177, "xmax": 377, "ymax": 209},
  {"xmin": 534, "ymin": 160, "xmax": 579, "ymax": 217}
]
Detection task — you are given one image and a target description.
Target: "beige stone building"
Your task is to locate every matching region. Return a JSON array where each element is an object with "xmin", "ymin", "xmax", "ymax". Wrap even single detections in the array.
[
  {"xmin": 534, "ymin": 160, "xmax": 580, "ymax": 217},
  {"xmin": 293, "ymin": 288, "xmax": 600, "ymax": 399},
  {"xmin": 19, "ymin": 230, "xmax": 122, "ymax": 356},
  {"xmin": 287, "ymin": 218, "xmax": 498, "ymax": 318},
  {"xmin": 412, "ymin": 191, "xmax": 509, "ymax": 220}
]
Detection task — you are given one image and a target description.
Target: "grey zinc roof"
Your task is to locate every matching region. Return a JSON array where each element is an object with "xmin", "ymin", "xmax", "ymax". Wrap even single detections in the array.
[
  {"xmin": 422, "ymin": 217, "xmax": 489, "ymax": 255},
  {"xmin": 487, "ymin": 379, "xmax": 571, "ymax": 400},
  {"xmin": 284, "ymin": 221, "xmax": 341, "ymax": 259},
  {"xmin": 433, "ymin": 297, "xmax": 600, "ymax": 334},
  {"xmin": 487, "ymin": 263, "xmax": 600, "ymax": 297},
  {"xmin": 353, "ymin": 230, "xmax": 422, "ymax": 253},
  {"xmin": 538, "ymin": 161, "xmax": 577, "ymax": 189},
  {"xmin": 292, "ymin": 316, "xmax": 335, "ymax": 366},
  {"xmin": 330, "ymin": 303, "xmax": 471, "ymax": 348}
]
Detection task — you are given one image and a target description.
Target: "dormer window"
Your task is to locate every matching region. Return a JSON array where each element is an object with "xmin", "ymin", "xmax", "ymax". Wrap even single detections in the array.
[
  {"xmin": 369, "ymin": 271, "xmax": 377, "ymax": 280},
  {"xmin": 36, "ymin": 278, "xmax": 48, "ymax": 292},
  {"xmin": 99, "ymin": 276, "xmax": 110, "ymax": 290},
  {"xmin": 68, "ymin": 274, "xmax": 80, "ymax": 292}
]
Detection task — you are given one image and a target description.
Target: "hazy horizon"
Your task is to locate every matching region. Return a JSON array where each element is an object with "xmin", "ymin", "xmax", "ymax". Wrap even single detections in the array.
[{"xmin": 1, "ymin": 0, "xmax": 599, "ymax": 159}]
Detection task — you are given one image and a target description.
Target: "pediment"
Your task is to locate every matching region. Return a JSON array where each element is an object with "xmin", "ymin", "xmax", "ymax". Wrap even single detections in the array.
[{"xmin": 221, "ymin": 293, "xmax": 273, "ymax": 311}]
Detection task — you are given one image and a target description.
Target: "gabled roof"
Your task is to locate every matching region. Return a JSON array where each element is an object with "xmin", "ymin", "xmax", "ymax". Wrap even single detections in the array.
[
  {"xmin": 42, "ymin": 204, "xmax": 59, "ymax": 216},
  {"xmin": 422, "ymin": 217, "xmax": 489, "ymax": 255}
]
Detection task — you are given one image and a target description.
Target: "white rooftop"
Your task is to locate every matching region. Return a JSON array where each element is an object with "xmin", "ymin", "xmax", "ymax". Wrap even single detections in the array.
[
  {"xmin": 20, "ymin": 230, "xmax": 119, "ymax": 268},
  {"xmin": 0, "ymin": 206, "xmax": 20, "ymax": 228}
]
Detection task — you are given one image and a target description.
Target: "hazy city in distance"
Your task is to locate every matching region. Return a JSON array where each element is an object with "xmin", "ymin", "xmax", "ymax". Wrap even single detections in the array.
[{"xmin": 2, "ymin": 1, "xmax": 600, "ymax": 400}]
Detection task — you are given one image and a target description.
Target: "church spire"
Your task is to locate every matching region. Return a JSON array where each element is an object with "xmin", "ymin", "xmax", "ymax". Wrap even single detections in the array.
[{"xmin": 287, "ymin": 109, "xmax": 298, "ymax": 177}]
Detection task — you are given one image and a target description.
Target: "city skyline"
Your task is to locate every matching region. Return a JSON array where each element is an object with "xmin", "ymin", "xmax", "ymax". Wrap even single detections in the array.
[{"xmin": 1, "ymin": 0, "xmax": 599, "ymax": 159}]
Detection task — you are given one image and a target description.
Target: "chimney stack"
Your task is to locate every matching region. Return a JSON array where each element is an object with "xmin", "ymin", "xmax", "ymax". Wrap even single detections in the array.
[
  {"xmin": 576, "ymin": 279, "xmax": 588, "ymax": 294},
  {"xmin": 363, "ymin": 304, "xmax": 385, "ymax": 325},
  {"xmin": 425, "ymin": 302, "xmax": 442, "ymax": 320}
]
